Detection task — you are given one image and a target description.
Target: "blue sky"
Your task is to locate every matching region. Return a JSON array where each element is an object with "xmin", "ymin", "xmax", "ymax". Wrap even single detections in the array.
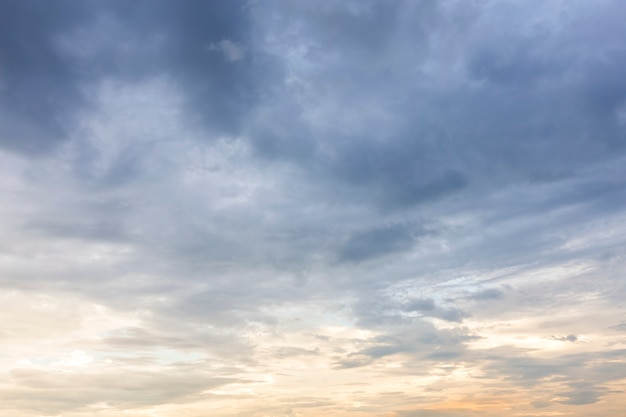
[{"xmin": 1, "ymin": 1, "xmax": 626, "ymax": 416}]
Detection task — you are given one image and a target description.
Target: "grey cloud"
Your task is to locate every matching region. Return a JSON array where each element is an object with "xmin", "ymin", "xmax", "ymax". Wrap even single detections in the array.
[
  {"xmin": 330, "ymin": 145, "xmax": 469, "ymax": 210},
  {"xmin": 531, "ymin": 400, "xmax": 551, "ymax": 409},
  {"xmin": 247, "ymin": 0, "xmax": 626, "ymax": 213},
  {"xmin": 352, "ymin": 345, "xmax": 405, "ymax": 362},
  {"xmin": 557, "ymin": 380, "xmax": 614, "ymax": 406},
  {"xmin": 246, "ymin": 0, "xmax": 475, "ymax": 210},
  {"xmin": 24, "ymin": 219, "xmax": 128, "ymax": 243},
  {"xmin": 431, "ymin": 307, "xmax": 468, "ymax": 323},
  {"xmin": 338, "ymin": 222, "xmax": 424, "ymax": 263},
  {"xmin": 262, "ymin": 0, "xmax": 440, "ymax": 67},
  {"xmin": 467, "ymin": 289, "xmax": 504, "ymax": 301},
  {"xmin": 402, "ymin": 298, "xmax": 468, "ymax": 323},
  {"xmin": 0, "ymin": 0, "xmax": 260, "ymax": 155},
  {"xmin": 335, "ymin": 314, "xmax": 474, "ymax": 369},
  {"xmin": 558, "ymin": 389, "xmax": 604, "ymax": 406},
  {"xmin": 551, "ymin": 334, "xmax": 578, "ymax": 343},
  {"xmin": 0, "ymin": 0, "xmax": 93, "ymax": 154},
  {"xmin": 114, "ymin": 0, "xmax": 261, "ymax": 136},
  {"xmin": 6, "ymin": 0, "xmax": 626, "ymax": 207},
  {"xmin": 480, "ymin": 354, "xmax": 575, "ymax": 387},
  {"xmin": 352, "ymin": 291, "xmax": 470, "ymax": 337},
  {"xmin": 610, "ymin": 322, "xmax": 626, "ymax": 331},
  {"xmin": 423, "ymin": 347, "xmax": 466, "ymax": 361},
  {"xmin": 403, "ymin": 298, "xmax": 436, "ymax": 312},
  {"xmin": 475, "ymin": 348, "xmax": 626, "ymax": 408}
]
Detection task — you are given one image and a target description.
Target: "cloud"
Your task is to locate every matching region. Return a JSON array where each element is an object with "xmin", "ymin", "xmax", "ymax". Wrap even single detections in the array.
[
  {"xmin": 467, "ymin": 289, "xmax": 504, "ymax": 301},
  {"xmin": 403, "ymin": 298, "xmax": 436, "ymax": 312},
  {"xmin": 0, "ymin": 0, "xmax": 93, "ymax": 154},
  {"xmin": 338, "ymin": 222, "xmax": 424, "ymax": 262},
  {"xmin": 2, "ymin": 1, "xmax": 626, "ymax": 416},
  {"xmin": 3, "ymin": 366, "xmax": 243, "ymax": 413},
  {"xmin": 558, "ymin": 389, "xmax": 604, "ymax": 406},
  {"xmin": 551, "ymin": 334, "xmax": 578, "ymax": 343},
  {"xmin": 0, "ymin": 0, "xmax": 261, "ymax": 156},
  {"xmin": 208, "ymin": 39, "xmax": 246, "ymax": 62}
]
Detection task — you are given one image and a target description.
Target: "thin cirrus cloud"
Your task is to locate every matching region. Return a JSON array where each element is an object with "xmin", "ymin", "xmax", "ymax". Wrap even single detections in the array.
[{"xmin": 1, "ymin": 0, "xmax": 626, "ymax": 416}]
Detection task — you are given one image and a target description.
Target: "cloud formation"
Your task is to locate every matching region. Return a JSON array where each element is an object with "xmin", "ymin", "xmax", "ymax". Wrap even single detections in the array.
[{"xmin": 1, "ymin": 1, "xmax": 626, "ymax": 416}]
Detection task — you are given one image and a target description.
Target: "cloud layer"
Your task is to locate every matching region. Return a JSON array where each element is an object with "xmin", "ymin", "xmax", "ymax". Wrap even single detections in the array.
[{"xmin": 1, "ymin": 1, "xmax": 626, "ymax": 416}]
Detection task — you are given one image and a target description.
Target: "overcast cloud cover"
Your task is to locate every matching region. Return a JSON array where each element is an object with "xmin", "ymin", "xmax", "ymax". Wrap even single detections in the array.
[{"xmin": 1, "ymin": 1, "xmax": 626, "ymax": 416}]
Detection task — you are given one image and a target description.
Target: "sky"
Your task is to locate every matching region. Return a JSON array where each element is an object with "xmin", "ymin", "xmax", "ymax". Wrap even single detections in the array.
[{"xmin": 1, "ymin": 0, "xmax": 626, "ymax": 416}]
